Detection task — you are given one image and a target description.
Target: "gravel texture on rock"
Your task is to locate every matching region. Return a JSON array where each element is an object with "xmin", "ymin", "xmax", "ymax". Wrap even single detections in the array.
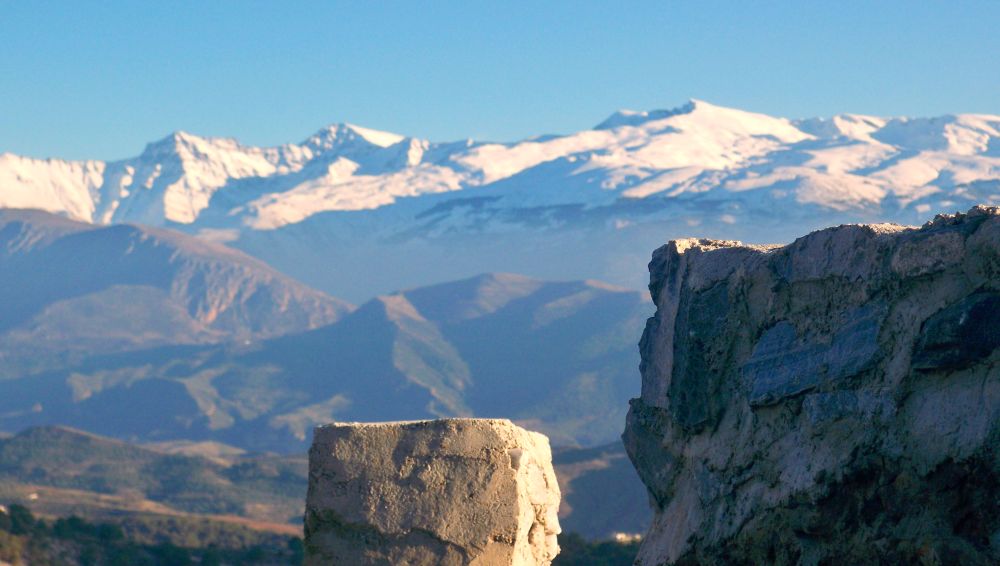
[
  {"xmin": 305, "ymin": 418, "xmax": 561, "ymax": 565},
  {"xmin": 624, "ymin": 205, "xmax": 1000, "ymax": 565}
]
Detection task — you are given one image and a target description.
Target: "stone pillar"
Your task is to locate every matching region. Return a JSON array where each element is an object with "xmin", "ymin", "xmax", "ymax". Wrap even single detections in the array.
[{"xmin": 305, "ymin": 418, "xmax": 561, "ymax": 565}]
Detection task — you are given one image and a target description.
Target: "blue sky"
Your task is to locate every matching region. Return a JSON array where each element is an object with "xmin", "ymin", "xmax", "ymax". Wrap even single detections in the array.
[{"xmin": 2, "ymin": 1, "xmax": 998, "ymax": 160}]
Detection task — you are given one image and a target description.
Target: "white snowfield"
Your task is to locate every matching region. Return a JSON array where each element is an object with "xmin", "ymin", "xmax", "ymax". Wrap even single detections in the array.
[{"xmin": 3, "ymin": 100, "xmax": 998, "ymax": 233}]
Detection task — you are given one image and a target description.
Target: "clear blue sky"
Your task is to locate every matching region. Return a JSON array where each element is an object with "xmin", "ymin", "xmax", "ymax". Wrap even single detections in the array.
[{"xmin": 2, "ymin": 1, "xmax": 998, "ymax": 160}]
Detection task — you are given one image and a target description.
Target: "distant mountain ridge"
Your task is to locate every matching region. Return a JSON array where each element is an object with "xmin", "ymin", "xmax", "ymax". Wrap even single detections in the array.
[
  {"xmin": 6, "ymin": 100, "xmax": 999, "ymax": 229},
  {"xmin": 0, "ymin": 209, "xmax": 352, "ymax": 373},
  {"xmin": 3, "ymin": 100, "xmax": 998, "ymax": 300},
  {"xmin": 0, "ymin": 238, "xmax": 648, "ymax": 449}
]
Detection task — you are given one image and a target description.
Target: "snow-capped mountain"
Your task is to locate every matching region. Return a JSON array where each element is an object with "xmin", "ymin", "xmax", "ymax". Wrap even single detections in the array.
[{"xmin": 3, "ymin": 100, "xmax": 999, "ymax": 300}]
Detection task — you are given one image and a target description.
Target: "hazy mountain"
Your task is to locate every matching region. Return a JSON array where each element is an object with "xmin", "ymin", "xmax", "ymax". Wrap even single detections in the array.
[
  {"xmin": 552, "ymin": 442, "xmax": 651, "ymax": 539},
  {"xmin": 0, "ymin": 273, "xmax": 648, "ymax": 449},
  {"xmin": 0, "ymin": 209, "xmax": 353, "ymax": 374},
  {"xmin": 2, "ymin": 100, "xmax": 998, "ymax": 300}
]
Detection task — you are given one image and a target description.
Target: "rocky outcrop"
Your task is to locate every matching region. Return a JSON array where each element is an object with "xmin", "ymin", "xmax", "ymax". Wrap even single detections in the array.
[
  {"xmin": 305, "ymin": 419, "xmax": 561, "ymax": 565},
  {"xmin": 624, "ymin": 205, "xmax": 1000, "ymax": 565}
]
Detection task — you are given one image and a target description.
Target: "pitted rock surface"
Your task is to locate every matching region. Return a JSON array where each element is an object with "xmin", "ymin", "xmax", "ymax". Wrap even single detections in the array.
[
  {"xmin": 623, "ymin": 205, "xmax": 1000, "ymax": 565},
  {"xmin": 305, "ymin": 418, "xmax": 560, "ymax": 565}
]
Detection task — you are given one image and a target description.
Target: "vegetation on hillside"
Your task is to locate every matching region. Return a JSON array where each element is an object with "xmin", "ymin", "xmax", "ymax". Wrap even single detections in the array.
[
  {"xmin": 0, "ymin": 426, "xmax": 649, "ymax": 565},
  {"xmin": 0, "ymin": 504, "xmax": 640, "ymax": 565},
  {"xmin": 0, "ymin": 504, "xmax": 303, "ymax": 566},
  {"xmin": 0, "ymin": 426, "xmax": 305, "ymax": 526}
]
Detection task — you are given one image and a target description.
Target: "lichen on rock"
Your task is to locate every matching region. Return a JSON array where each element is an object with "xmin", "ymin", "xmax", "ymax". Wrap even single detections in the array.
[
  {"xmin": 624, "ymin": 205, "xmax": 1000, "ymax": 565},
  {"xmin": 305, "ymin": 418, "xmax": 561, "ymax": 565}
]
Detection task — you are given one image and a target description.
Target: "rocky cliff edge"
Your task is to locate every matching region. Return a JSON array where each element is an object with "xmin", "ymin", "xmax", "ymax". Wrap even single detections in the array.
[{"xmin": 624, "ymin": 205, "xmax": 1000, "ymax": 565}]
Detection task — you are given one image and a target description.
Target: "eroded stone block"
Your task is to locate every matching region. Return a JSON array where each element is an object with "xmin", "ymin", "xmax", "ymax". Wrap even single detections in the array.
[{"xmin": 305, "ymin": 418, "xmax": 561, "ymax": 566}]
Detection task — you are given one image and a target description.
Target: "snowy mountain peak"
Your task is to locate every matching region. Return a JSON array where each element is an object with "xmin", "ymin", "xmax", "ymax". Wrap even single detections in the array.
[
  {"xmin": 344, "ymin": 123, "xmax": 406, "ymax": 148},
  {"xmin": 142, "ymin": 130, "xmax": 217, "ymax": 156},
  {"xmin": 593, "ymin": 99, "xmax": 809, "ymax": 145},
  {"xmin": 663, "ymin": 100, "xmax": 811, "ymax": 142},
  {"xmin": 305, "ymin": 123, "xmax": 406, "ymax": 153},
  {"xmin": 2, "ymin": 100, "xmax": 999, "ymax": 241},
  {"xmin": 594, "ymin": 100, "xmax": 697, "ymax": 130}
]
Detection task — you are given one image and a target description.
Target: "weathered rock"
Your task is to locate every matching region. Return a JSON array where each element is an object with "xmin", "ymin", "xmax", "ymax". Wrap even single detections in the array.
[
  {"xmin": 624, "ymin": 205, "xmax": 1000, "ymax": 565},
  {"xmin": 305, "ymin": 418, "xmax": 561, "ymax": 565}
]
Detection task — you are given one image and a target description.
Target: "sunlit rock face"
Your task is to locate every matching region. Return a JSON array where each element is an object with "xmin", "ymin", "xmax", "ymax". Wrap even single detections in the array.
[
  {"xmin": 305, "ymin": 419, "xmax": 561, "ymax": 565},
  {"xmin": 624, "ymin": 205, "xmax": 1000, "ymax": 565}
]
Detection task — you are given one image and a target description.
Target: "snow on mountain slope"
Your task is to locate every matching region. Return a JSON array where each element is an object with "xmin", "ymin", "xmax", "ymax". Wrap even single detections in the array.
[
  {"xmin": 0, "ymin": 123, "xmax": 419, "ymax": 228},
  {"xmin": 3, "ymin": 100, "xmax": 997, "ymax": 232},
  {"xmin": 0, "ymin": 154, "xmax": 105, "ymax": 221},
  {"xmin": 98, "ymin": 132, "xmax": 302, "ymax": 225},
  {"xmin": 2, "ymin": 100, "xmax": 999, "ymax": 299}
]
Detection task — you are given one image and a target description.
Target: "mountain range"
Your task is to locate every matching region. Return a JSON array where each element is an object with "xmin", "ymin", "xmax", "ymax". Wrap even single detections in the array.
[
  {"xmin": 0, "ymin": 209, "xmax": 352, "ymax": 375},
  {"xmin": 3, "ymin": 100, "xmax": 994, "ymax": 544},
  {"xmin": 0, "ymin": 210, "xmax": 648, "ymax": 449},
  {"xmin": 4, "ymin": 100, "xmax": 998, "ymax": 300}
]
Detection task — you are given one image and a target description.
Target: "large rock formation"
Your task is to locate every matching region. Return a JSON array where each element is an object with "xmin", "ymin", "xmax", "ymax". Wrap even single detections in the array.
[
  {"xmin": 624, "ymin": 205, "xmax": 1000, "ymax": 565},
  {"xmin": 305, "ymin": 419, "xmax": 561, "ymax": 565}
]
